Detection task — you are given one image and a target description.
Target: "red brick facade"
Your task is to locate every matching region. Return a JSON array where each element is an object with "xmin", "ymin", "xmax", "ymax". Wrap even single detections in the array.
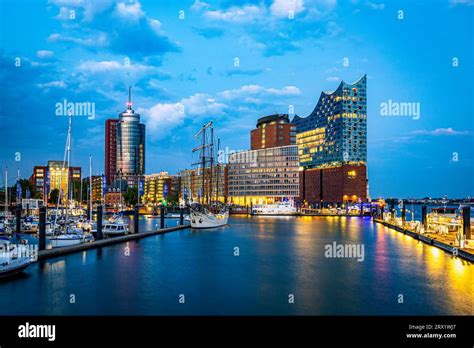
[
  {"xmin": 251, "ymin": 123, "xmax": 293, "ymax": 150},
  {"xmin": 299, "ymin": 164, "xmax": 367, "ymax": 204}
]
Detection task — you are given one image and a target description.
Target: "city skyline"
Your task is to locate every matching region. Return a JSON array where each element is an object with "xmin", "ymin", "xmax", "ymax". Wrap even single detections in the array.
[{"xmin": 1, "ymin": 0, "xmax": 473, "ymax": 198}]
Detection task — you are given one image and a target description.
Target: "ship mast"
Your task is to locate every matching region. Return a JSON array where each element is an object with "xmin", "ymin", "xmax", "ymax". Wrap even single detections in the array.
[
  {"xmin": 216, "ymin": 137, "xmax": 220, "ymax": 203},
  {"xmin": 209, "ymin": 126, "xmax": 214, "ymax": 204},
  {"xmin": 193, "ymin": 122, "xmax": 213, "ymax": 206}
]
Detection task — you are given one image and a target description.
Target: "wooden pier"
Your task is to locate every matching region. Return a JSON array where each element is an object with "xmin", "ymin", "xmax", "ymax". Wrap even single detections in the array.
[
  {"xmin": 37, "ymin": 225, "xmax": 189, "ymax": 261},
  {"xmin": 374, "ymin": 219, "xmax": 474, "ymax": 262}
]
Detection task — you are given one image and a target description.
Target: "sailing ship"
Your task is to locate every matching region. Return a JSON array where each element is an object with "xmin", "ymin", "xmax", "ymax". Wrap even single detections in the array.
[
  {"xmin": 189, "ymin": 121, "xmax": 229, "ymax": 229},
  {"xmin": 49, "ymin": 113, "xmax": 93, "ymax": 248}
]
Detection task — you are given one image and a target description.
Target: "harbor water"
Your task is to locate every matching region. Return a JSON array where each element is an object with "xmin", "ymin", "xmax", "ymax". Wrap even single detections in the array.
[{"xmin": 0, "ymin": 216, "xmax": 472, "ymax": 315}]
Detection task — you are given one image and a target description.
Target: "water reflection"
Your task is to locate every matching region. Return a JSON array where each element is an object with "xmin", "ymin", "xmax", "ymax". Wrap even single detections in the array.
[{"xmin": 0, "ymin": 216, "xmax": 472, "ymax": 315}]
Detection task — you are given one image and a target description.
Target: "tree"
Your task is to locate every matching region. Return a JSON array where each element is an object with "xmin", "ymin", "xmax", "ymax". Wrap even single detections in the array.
[
  {"xmin": 49, "ymin": 189, "xmax": 60, "ymax": 204},
  {"xmin": 9, "ymin": 179, "xmax": 39, "ymax": 201},
  {"xmin": 123, "ymin": 187, "xmax": 138, "ymax": 207},
  {"xmin": 167, "ymin": 192, "xmax": 179, "ymax": 207}
]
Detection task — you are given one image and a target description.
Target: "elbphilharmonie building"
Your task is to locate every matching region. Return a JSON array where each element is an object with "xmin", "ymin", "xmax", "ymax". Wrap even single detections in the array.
[{"xmin": 292, "ymin": 75, "xmax": 368, "ymax": 204}]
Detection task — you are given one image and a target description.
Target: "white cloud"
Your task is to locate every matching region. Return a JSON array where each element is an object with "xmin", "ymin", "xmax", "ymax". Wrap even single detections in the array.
[
  {"xmin": 367, "ymin": 1, "xmax": 385, "ymax": 10},
  {"xmin": 219, "ymin": 85, "xmax": 301, "ymax": 99},
  {"xmin": 411, "ymin": 128, "xmax": 470, "ymax": 136},
  {"xmin": 48, "ymin": 32, "xmax": 108, "ymax": 47},
  {"xmin": 37, "ymin": 80, "xmax": 67, "ymax": 89},
  {"xmin": 191, "ymin": 0, "xmax": 210, "ymax": 11},
  {"xmin": 55, "ymin": 7, "xmax": 71, "ymax": 20},
  {"xmin": 326, "ymin": 76, "xmax": 340, "ymax": 82},
  {"xmin": 270, "ymin": 0, "xmax": 305, "ymax": 17},
  {"xmin": 449, "ymin": 0, "xmax": 474, "ymax": 6},
  {"xmin": 138, "ymin": 103, "xmax": 185, "ymax": 137},
  {"xmin": 204, "ymin": 5, "xmax": 265, "ymax": 23},
  {"xmin": 37, "ymin": 50, "xmax": 55, "ymax": 59},
  {"xmin": 139, "ymin": 84, "xmax": 301, "ymax": 139},
  {"xmin": 114, "ymin": 1, "xmax": 145, "ymax": 22},
  {"xmin": 182, "ymin": 93, "xmax": 227, "ymax": 116}
]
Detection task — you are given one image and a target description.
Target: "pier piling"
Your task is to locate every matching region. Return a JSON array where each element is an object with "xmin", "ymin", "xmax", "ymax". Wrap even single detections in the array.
[
  {"xmin": 38, "ymin": 206, "xmax": 46, "ymax": 251},
  {"xmin": 389, "ymin": 202, "xmax": 395, "ymax": 221},
  {"xmin": 134, "ymin": 204, "xmax": 139, "ymax": 234},
  {"xmin": 422, "ymin": 205, "xmax": 427, "ymax": 229},
  {"xmin": 401, "ymin": 202, "xmax": 406, "ymax": 224},
  {"xmin": 15, "ymin": 204, "xmax": 21, "ymax": 233},
  {"xmin": 96, "ymin": 205, "xmax": 103, "ymax": 240},
  {"xmin": 160, "ymin": 206, "xmax": 165, "ymax": 229},
  {"xmin": 462, "ymin": 206, "xmax": 471, "ymax": 239},
  {"xmin": 179, "ymin": 207, "xmax": 184, "ymax": 225}
]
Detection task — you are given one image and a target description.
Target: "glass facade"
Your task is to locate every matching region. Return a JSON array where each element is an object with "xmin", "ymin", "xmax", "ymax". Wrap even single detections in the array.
[
  {"xmin": 116, "ymin": 107, "xmax": 146, "ymax": 187},
  {"xmin": 292, "ymin": 75, "xmax": 367, "ymax": 169}
]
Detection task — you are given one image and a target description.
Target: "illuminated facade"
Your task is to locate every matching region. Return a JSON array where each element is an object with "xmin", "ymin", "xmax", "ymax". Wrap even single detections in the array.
[
  {"xmin": 250, "ymin": 114, "xmax": 296, "ymax": 150},
  {"xmin": 227, "ymin": 145, "xmax": 299, "ymax": 205},
  {"xmin": 106, "ymin": 88, "xmax": 145, "ymax": 188},
  {"xmin": 179, "ymin": 165, "xmax": 227, "ymax": 204},
  {"xmin": 30, "ymin": 161, "xmax": 81, "ymax": 201},
  {"xmin": 292, "ymin": 75, "xmax": 368, "ymax": 204},
  {"xmin": 83, "ymin": 175, "xmax": 106, "ymax": 204},
  {"xmin": 142, "ymin": 172, "xmax": 180, "ymax": 205}
]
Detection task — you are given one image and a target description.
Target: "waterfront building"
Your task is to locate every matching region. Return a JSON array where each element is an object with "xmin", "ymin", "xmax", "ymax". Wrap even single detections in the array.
[
  {"xmin": 227, "ymin": 145, "xmax": 299, "ymax": 205},
  {"xmin": 83, "ymin": 175, "xmax": 106, "ymax": 204},
  {"xmin": 142, "ymin": 172, "xmax": 181, "ymax": 205},
  {"xmin": 104, "ymin": 179, "xmax": 128, "ymax": 208},
  {"xmin": 30, "ymin": 161, "xmax": 81, "ymax": 201},
  {"xmin": 104, "ymin": 88, "xmax": 145, "ymax": 188},
  {"xmin": 250, "ymin": 114, "xmax": 296, "ymax": 150},
  {"xmin": 179, "ymin": 165, "xmax": 227, "ymax": 204},
  {"xmin": 292, "ymin": 75, "xmax": 368, "ymax": 204},
  {"xmin": 105, "ymin": 119, "xmax": 118, "ymax": 185}
]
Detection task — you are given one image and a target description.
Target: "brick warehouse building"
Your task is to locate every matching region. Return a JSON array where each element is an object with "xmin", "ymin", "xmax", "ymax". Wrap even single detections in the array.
[
  {"xmin": 250, "ymin": 114, "xmax": 296, "ymax": 150},
  {"xmin": 292, "ymin": 75, "xmax": 368, "ymax": 205}
]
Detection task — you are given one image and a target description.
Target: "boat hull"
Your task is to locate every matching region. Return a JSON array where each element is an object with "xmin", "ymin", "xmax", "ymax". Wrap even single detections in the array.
[
  {"xmin": 0, "ymin": 259, "xmax": 33, "ymax": 279},
  {"xmin": 190, "ymin": 210, "xmax": 229, "ymax": 229},
  {"xmin": 49, "ymin": 235, "xmax": 92, "ymax": 248}
]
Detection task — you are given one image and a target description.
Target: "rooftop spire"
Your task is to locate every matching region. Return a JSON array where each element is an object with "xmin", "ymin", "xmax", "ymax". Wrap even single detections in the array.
[{"xmin": 127, "ymin": 86, "xmax": 132, "ymax": 110}]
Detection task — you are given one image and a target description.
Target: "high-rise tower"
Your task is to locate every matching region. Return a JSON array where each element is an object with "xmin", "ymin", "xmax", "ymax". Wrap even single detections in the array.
[{"xmin": 105, "ymin": 87, "xmax": 146, "ymax": 187}]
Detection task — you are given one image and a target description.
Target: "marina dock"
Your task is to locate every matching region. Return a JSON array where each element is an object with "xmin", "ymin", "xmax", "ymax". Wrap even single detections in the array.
[
  {"xmin": 374, "ymin": 218, "xmax": 474, "ymax": 262},
  {"xmin": 37, "ymin": 224, "xmax": 189, "ymax": 261}
]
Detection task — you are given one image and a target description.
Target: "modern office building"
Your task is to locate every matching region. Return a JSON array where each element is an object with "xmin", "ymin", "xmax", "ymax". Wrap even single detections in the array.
[
  {"xmin": 179, "ymin": 165, "xmax": 227, "ymax": 204},
  {"xmin": 250, "ymin": 114, "xmax": 296, "ymax": 150},
  {"xmin": 227, "ymin": 145, "xmax": 299, "ymax": 205},
  {"xmin": 291, "ymin": 75, "xmax": 368, "ymax": 204},
  {"xmin": 83, "ymin": 175, "xmax": 106, "ymax": 204},
  {"xmin": 30, "ymin": 161, "xmax": 81, "ymax": 201},
  {"xmin": 105, "ymin": 119, "xmax": 118, "ymax": 185},
  {"xmin": 142, "ymin": 172, "xmax": 181, "ymax": 205},
  {"xmin": 105, "ymin": 88, "xmax": 145, "ymax": 187}
]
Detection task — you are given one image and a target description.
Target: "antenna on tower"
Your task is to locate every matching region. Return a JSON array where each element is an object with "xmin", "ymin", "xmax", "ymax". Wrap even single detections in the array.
[{"xmin": 127, "ymin": 86, "xmax": 132, "ymax": 110}]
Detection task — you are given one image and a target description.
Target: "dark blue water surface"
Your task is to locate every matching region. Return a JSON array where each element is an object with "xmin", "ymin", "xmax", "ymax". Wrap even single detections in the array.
[{"xmin": 0, "ymin": 216, "xmax": 472, "ymax": 315}]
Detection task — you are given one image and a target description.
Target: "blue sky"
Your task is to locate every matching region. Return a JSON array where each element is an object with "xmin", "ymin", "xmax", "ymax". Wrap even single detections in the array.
[{"xmin": 0, "ymin": 0, "xmax": 473, "ymax": 198}]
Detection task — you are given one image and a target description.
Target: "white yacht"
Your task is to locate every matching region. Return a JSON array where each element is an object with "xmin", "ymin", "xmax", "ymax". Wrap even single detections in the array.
[
  {"xmin": 190, "ymin": 208, "xmax": 229, "ymax": 229},
  {"xmin": 49, "ymin": 232, "xmax": 93, "ymax": 248},
  {"xmin": 0, "ymin": 238, "xmax": 35, "ymax": 278},
  {"xmin": 102, "ymin": 220, "xmax": 129, "ymax": 237},
  {"xmin": 251, "ymin": 201, "xmax": 298, "ymax": 215}
]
